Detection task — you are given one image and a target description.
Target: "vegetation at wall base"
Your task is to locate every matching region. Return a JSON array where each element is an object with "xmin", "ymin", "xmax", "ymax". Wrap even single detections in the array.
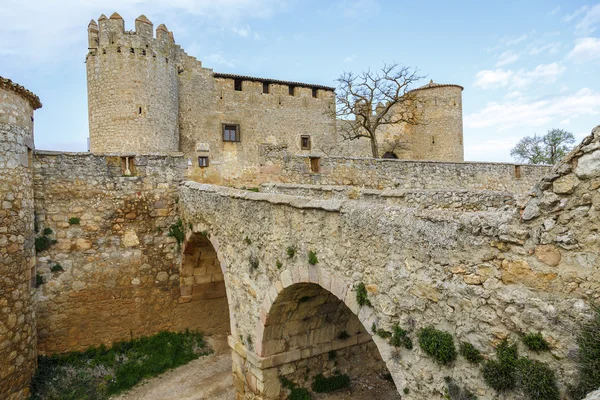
[
  {"xmin": 568, "ymin": 305, "xmax": 600, "ymax": 400},
  {"xmin": 418, "ymin": 326, "xmax": 457, "ymax": 364},
  {"xmin": 459, "ymin": 341, "xmax": 483, "ymax": 364},
  {"xmin": 30, "ymin": 330, "xmax": 210, "ymax": 400},
  {"xmin": 311, "ymin": 373, "xmax": 350, "ymax": 393},
  {"xmin": 280, "ymin": 376, "xmax": 312, "ymax": 400}
]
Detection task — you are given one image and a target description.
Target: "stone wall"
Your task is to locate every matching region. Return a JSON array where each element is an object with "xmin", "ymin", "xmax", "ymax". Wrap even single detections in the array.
[
  {"xmin": 258, "ymin": 151, "xmax": 551, "ymax": 194},
  {"xmin": 179, "ymin": 123, "xmax": 599, "ymax": 399},
  {"xmin": 0, "ymin": 79, "xmax": 40, "ymax": 400},
  {"xmin": 32, "ymin": 152, "xmax": 229, "ymax": 354}
]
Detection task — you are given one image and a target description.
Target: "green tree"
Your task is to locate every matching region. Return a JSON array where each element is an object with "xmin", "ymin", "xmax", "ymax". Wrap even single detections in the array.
[{"xmin": 510, "ymin": 129, "xmax": 575, "ymax": 165}]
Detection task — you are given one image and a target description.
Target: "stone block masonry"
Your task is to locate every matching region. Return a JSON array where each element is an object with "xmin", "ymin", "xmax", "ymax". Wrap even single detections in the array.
[
  {"xmin": 0, "ymin": 77, "xmax": 40, "ymax": 400},
  {"xmin": 32, "ymin": 152, "xmax": 230, "ymax": 354}
]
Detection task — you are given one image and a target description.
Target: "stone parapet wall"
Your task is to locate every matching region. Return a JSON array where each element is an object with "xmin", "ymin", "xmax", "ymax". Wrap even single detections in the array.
[
  {"xmin": 32, "ymin": 152, "xmax": 229, "ymax": 354},
  {"xmin": 259, "ymin": 152, "xmax": 551, "ymax": 194},
  {"xmin": 260, "ymin": 183, "xmax": 520, "ymax": 211}
]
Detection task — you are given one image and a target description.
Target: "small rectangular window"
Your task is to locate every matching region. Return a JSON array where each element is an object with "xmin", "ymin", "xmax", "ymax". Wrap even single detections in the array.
[
  {"xmin": 263, "ymin": 82, "xmax": 269, "ymax": 94},
  {"xmin": 514, "ymin": 165, "xmax": 521, "ymax": 179},
  {"xmin": 310, "ymin": 157, "xmax": 320, "ymax": 173},
  {"xmin": 234, "ymin": 79, "xmax": 243, "ymax": 91},
  {"xmin": 301, "ymin": 135, "xmax": 311, "ymax": 150},
  {"xmin": 198, "ymin": 156, "xmax": 209, "ymax": 167},
  {"xmin": 312, "ymin": 88, "xmax": 318, "ymax": 98},
  {"xmin": 222, "ymin": 124, "xmax": 240, "ymax": 142},
  {"xmin": 121, "ymin": 156, "xmax": 135, "ymax": 176},
  {"xmin": 289, "ymin": 86, "xmax": 295, "ymax": 96}
]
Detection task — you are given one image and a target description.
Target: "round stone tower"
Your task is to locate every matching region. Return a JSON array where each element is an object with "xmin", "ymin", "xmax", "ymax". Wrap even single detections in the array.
[
  {"xmin": 408, "ymin": 80, "xmax": 464, "ymax": 162},
  {"xmin": 0, "ymin": 77, "xmax": 41, "ymax": 399},
  {"xmin": 86, "ymin": 13, "xmax": 180, "ymax": 153}
]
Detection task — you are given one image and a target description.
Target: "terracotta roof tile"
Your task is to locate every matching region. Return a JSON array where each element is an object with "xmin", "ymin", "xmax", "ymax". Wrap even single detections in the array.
[
  {"xmin": 0, "ymin": 76, "xmax": 42, "ymax": 110},
  {"xmin": 213, "ymin": 72, "xmax": 335, "ymax": 92}
]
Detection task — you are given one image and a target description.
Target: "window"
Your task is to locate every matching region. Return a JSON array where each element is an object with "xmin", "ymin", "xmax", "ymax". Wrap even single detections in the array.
[
  {"xmin": 312, "ymin": 88, "xmax": 318, "ymax": 98},
  {"xmin": 121, "ymin": 156, "xmax": 135, "ymax": 176},
  {"xmin": 289, "ymin": 85, "xmax": 295, "ymax": 96},
  {"xmin": 310, "ymin": 157, "xmax": 320, "ymax": 173},
  {"xmin": 234, "ymin": 79, "xmax": 243, "ymax": 91},
  {"xmin": 514, "ymin": 165, "xmax": 521, "ymax": 179},
  {"xmin": 301, "ymin": 135, "xmax": 311, "ymax": 150},
  {"xmin": 198, "ymin": 156, "xmax": 209, "ymax": 167},
  {"xmin": 222, "ymin": 124, "xmax": 240, "ymax": 142},
  {"xmin": 263, "ymin": 82, "xmax": 270, "ymax": 94}
]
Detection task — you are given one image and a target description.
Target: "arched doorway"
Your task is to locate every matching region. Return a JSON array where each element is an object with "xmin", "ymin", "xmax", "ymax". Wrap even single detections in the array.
[
  {"xmin": 257, "ymin": 282, "xmax": 400, "ymax": 399},
  {"xmin": 382, "ymin": 152, "xmax": 399, "ymax": 159}
]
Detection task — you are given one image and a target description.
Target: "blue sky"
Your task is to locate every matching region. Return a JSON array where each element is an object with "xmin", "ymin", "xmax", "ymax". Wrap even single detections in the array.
[{"xmin": 1, "ymin": 0, "xmax": 599, "ymax": 162}]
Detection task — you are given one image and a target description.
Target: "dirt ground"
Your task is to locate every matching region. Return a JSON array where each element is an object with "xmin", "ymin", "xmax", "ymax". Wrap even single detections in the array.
[{"xmin": 112, "ymin": 334, "xmax": 401, "ymax": 400}]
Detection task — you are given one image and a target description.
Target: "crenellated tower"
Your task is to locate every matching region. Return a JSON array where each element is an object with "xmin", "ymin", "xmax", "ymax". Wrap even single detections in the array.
[{"xmin": 86, "ymin": 13, "xmax": 180, "ymax": 153}]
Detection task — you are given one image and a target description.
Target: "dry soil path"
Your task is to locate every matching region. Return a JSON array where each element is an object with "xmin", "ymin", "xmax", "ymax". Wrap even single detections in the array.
[{"xmin": 112, "ymin": 334, "xmax": 400, "ymax": 400}]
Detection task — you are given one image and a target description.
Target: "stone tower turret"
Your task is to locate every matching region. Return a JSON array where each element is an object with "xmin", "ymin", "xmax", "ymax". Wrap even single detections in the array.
[
  {"xmin": 0, "ymin": 77, "xmax": 41, "ymax": 399},
  {"xmin": 408, "ymin": 81, "xmax": 464, "ymax": 162},
  {"xmin": 86, "ymin": 13, "xmax": 180, "ymax": 153}
]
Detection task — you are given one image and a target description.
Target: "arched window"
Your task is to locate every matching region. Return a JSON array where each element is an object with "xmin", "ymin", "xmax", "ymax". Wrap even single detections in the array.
[{"xmin": 382, "ymin": 152, "xmax": 398, "ymax": 159}]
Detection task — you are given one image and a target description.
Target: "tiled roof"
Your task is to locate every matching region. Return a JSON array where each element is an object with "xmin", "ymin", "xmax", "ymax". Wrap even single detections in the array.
[
  {"xmin": 213, "ymin": 72, "xmax": 335, "ymax": 91},
  {"xmin": 0, "ymin": 76, "xmax": 42, "ymax": 109},
  {"xmin": 410, "ymin": 80, "xmax": 463, "ymax": 93}
]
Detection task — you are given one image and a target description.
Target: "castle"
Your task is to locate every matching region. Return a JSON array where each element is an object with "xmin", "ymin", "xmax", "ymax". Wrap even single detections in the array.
[
  {"xmin": 86, "ymin": 13, "xmax": 464, "ymax": 184},
  {"xmin": 1, "ymin": 13, "xmax": 599, "ymax": 400}
]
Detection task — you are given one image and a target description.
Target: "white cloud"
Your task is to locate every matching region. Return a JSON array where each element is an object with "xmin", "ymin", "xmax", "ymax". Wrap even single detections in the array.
[
  {"xmin": 344, "ymin": 55, "xmax": 356, "ymax": 63},
  {"xmin": 560, "ymin": 119, "xmax": 570, "ymax": 125},
  {"xmin": 563, "ymin": 5, "xmax": 589, "ymax": 22},
  {"xmin": 496, "ymin": 50, "xmax": 519, "ymax": 67},
  {"xmin": 505, "ymin": 34, "xmax": 529, "ymax": 46},
  {"xmin": 474, "ymin": 63, "xmax": 565, "ymax": 90},
  {"xmin": 474, "ymin": 69, "xmax": 514, "ymax": 89},
  {"xmin": 567, "ymin": 37, "xmax": 600, "ymax": 63},
  {"xmin": 576, "ymin": 4, "xmax": 600, "ymax": 34},
  {"xmin": 549, "ymin": 6, "xmax": 561, "ymax": 16},
  {"xmin": 528, "ymin": 42, "xmax": 561, "ymax": 55},
  {"xmin": 206, "ymin": 53, "xmax": 236, "ymax": 68},
  {"xmin": 465, "ymin": 88, "xmax": 600, "ymax": 130}
]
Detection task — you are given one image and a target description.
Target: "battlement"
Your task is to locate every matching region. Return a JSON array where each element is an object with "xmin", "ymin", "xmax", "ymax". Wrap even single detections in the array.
[{"xmin": 88, "ymin": 13, "xmax": 178, "ymax": 56}]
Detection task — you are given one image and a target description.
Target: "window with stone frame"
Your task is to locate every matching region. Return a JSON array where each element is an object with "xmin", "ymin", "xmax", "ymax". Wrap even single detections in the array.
[
  {"xmin": 198, "ymin": 156, "xmax": 209, "ymax": 167},
  {"xmin": 222, "ymin": 124, "xmax": 241, "ymax": 142},
  {"xmin": 301, "ymin": 135, "xmax": 311, "ymax": 150}
]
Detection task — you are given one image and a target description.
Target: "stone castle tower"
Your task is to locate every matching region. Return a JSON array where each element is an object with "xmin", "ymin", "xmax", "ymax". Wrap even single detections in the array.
[
  {"xmin": 0, "ymin": 77, "xmax": 41, "ymax": 399},
  {"xmin": 86, "ymin": 13, "xmax": 180, "ymax": 153},
  {"xmin": 406, "ymin": 81, "xmax": 464, "ymax": 161}
]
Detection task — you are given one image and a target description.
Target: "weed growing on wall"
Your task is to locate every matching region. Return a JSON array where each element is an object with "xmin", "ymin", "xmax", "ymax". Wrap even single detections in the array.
[
  {"xmin": 50, "ymin": 264, "xmax": 64, "ymax": 273},
  {"xmin": 30, "ymin": 330, "xmax": 210, "ymax": 399},
  {"xmin": 522, "ymin": 333, "xmax": 550, "ymax": 352},
  {"xmin": 355, "ymin": 282, "xmax": 372, "ymax": 307},
  {"xmin": 286, "ymin": 246, "xmax": 296, "ymax": 259},
  {"xmin": 459, "ymin": 342, "xmax": 483, "ymax": 364},
  {"xmin": 418, "ymin": 326, "xmax": 457, "ymax": 364},
  {"xmin": 276, "ymin": 260, "xmax": 283, "ymax": 269},
  {"xmin": 390, "ymin": 323, "xmax": 413, "ymax": 349},
  {"xmin": 42, "ymin": 227, "xmax": 53, "ymax": 235},
  {"xmin": 337, "ymin": 330, "xmax": 350, "ymax": 340},
  {"xmin": 308, "ymin": 250, "xmax": 318, "ymax": 265},
  {"xmin": 35, "ymin": 236, "xmax": 51, "ymax": 252},
  {"xmin": 35, "ymin": 274, "xmax": 44, "ymax": 288},
  {"xmin": 168, "ymin": 219, "xmax": 184, "ymax": 249},
  {"xmin": 568, "ymin": 305, "xmax": 600, "ymax": 399},
  {"xmin": 312, "ymin": 373, "xmax": 350, "ymax": 393},
  {"xmin": 68, "ymin": 217, "xmax": 80, "ymax": 225}
]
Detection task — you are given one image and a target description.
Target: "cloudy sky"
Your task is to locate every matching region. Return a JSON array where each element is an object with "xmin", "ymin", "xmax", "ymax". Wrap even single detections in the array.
[{"xmin": 1, "ymin": 0, "xmax": 599, "ymax": 162}]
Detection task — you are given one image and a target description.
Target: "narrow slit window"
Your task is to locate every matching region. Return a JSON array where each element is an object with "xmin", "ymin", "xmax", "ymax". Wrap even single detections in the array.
[
  {"xmin": 263, "ymin": 82, "xmax": 269, "ymax": 94},
  {"xmin": 234, "ymin": 79, "xmax": 243, "ymax": 91},
  {"xmin": 312, "ymin": 88, "xmax": 318, "ymax": 98},
  {"xmin": 198, "ymin": 156, "xmax": 209, "ymax": 167},
  {"xmin": 514, "ymin": 165, "xmax": 522, "ymax": 179},
  {"xmin": 301, "ymin": 135, "xmax": 311, "ymax": 150},
  {"xmin": 289, "ymin": 86, "xmax": 295, "ymax": 96},
  {"xmin": 121, "ymin": 156, "xmax": 135, "ymax": 176},
  {"xmin": 222, "ymin": 124, "xmax": 240, "ymax": 142}
]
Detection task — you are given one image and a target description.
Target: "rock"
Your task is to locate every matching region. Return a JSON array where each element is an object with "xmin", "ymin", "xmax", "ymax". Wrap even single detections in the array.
[
  {"xmin": 535, "ymin": 245, "xmax": 561, "ymax": 267},
  {"xmin": 576, "ymin": 151, "xmax": 600, "ymax": 179},
  {"xmin": 522, "ymin": 198, "xmax": 540, "ymax": 221},
  {"xmin": 122, "ymin": 231, "xmax": 139, "ymax": 247},
  {"xmin": 500, "ymin": 259, "xmax": 558, "ymax": 291},
  {"xmin": 584, "ymin": 388, "xmax": 600, "ymax": 400},
  {"xmin": 75, "ymin": 238, "xmax": 92, "ymax": 251},
  {"xmin": 553, "ymin": 174, "xmax": 579, "ymax": 194}
]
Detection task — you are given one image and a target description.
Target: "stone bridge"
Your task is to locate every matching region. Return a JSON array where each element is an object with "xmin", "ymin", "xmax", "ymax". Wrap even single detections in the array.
[{"xmin": 177, "ymin": 128, "xmax": 600, "ymax": 399}]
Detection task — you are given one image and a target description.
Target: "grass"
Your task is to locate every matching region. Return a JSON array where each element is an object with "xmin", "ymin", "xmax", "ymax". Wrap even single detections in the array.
[
  {"xmin": 286, "ymin": 246, "xmax": 296, "ymax": 259},
  {"xmin": 522, "ymin": 333, "xmax": 550, "ymax": 352},
  {"xmin": 444, "ymin": 377, "xmax": 477, "ymax": 400},
  {"xmin": 50, "ymin": 264, "xmax": 64, "ymax": 273},
  {"xmin": 311, "ymin": 373, "xmax": 350, "ymax": 393},
  {"xmin": 418, "ymin": 326, "xmax": 457, "ymax": 364},
  {"xmin": 30, "ymin": 330, "xmax": 210, "ymax": 400},
  {"xmin": 569, "ymin": 304, "xmax": 600, "ymax": 399},
  {"xmin": 168, "ymin": 219, "xmax": 184, "ymax": 249},
  {"xmin": 308, "ymin": 251, "xmax": 318, "ymax": 265},
  {"xmin": 355, "ymin": 282, "xmax": 372, "ymax": 307},
  {"xmin": 482, "ymin": 340, "xmax": 518, "ymax": 392}
]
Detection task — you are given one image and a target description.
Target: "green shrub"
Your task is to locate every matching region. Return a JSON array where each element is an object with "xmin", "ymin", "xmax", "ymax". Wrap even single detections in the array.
[
  {"xmin": 249, "ymin": 255, "xmax": 259, "ymax": 269},
  {"xmin": 244, "ymin": 236, "xmax": 252, "ymax": 245},
  {"xmin": 460, "ymin": 342, "xmax": 483, "ymax": 364},
  {"xmin": 35, "ymin": 236, "xmax": 52, "ymax": 252},
  {"xmin": 569, "ymin": 305, "xmax": 600, "ymax": 399},
  {"xmin": 355, "ymin": 282, "xmax": 372, "ymax": 307},
  {"xmin": 311, "ymin": 373, "xmax": 350, "ymax": 393},
  {"xmin": 522, "ymin": 333, "xmax": 550, "ymax": 352},
  {"xmin": 376, "ymin": 329, "xmax": 392, "ymax": 339},
  {"xmin": 286, "ymin": 246, "xmax": 296, "ymax": 259},
  {"xmin": 43, "ymin": 227, "xmax": 53, "ymax": 235},
  {"xmin": 337, "ymin": 331, "xmax": 350, "ymax": 340},
  {"xmin": 418, "ymin": 326, "xmax": 457, "ymax": 364},
  {"xmin": 445, "ymin": 377, "xmax": 477, "ymax": 400},
  {"xmin": 482, "ymin": 340, "xmax": 518, "ymax": 392},
  {"xmin": 30, "ymin": 331, "xmax": 209, "ymax": 399},
  {"xmin": 516, "ymin": 357, "xmax": 559, "ymax": 400},
  {"xmin": 289, "ymin": 388, "xmax": 311, "ymax": 400},
  {"xmin": 390, "ymin": 323, "xmax": 412, "ymax": 349},
  {"xmin": 68, "ymin": 217, "xmax": 80, "ymax": 225},
  {"xmin": 246, "ymin": 187, "xmax": 259, "ymax": 192},
  {"xmin": 35, "ymin": 274, "xmax": 44, "ymax": 288},
  {"xmin": 50, "ymin": 264, "xmax": 64, "ymax": 273},
  {"xmin": 276, "ymin": 260, "xmax": 283, "ymax": 269},
  {"xmin": 167, "ymin": 219, "xmax": 184, "ymax": 249},
  {"xmin": 403, "ymin": 387, "xmax": 410, "ymax": 394},
  {"xmin": 308, "ymin": 251, "xmax": 318, "ymax": 265}
]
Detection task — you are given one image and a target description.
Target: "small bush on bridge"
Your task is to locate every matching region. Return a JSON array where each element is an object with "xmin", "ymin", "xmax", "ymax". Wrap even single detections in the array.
[
  {"xmin": 418, "ymin": 326, "xmax": 457, "ymax": 364},
  {"xmin": 522, "ymin": 332, "xmax": 550, "ymax": 352},
  {"xmin": 568, "ymin": 304, "xmax": 600, "ymax": 399},
  {"xmin": 308, "ymin": 250, "xmax": 318, "ymax": 265},
  {"xmin": 287, "ymin": 246, "xmax": 296, "ymax": 259},
  {"xmin": 168, "ymin": 219, "xmax": 184, "ymax": 249},
  {"xmin": 390, "ymin": 323, "xmax": 413, "ymax": 349},
  {"xmin": 312, "ymin": 372, "xmax": 350, "ymax": 393},
  {"xmin": 355, "ymin": 282, "xmax": 372, "ymax": 307},
  {"xmin": 459, "ymin": 341, "xmax": 483, "ymax": 364}
]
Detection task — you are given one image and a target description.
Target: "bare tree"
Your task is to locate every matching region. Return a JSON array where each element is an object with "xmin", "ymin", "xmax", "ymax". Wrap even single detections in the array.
[{"xmin": 333, "ymin": 63, "xmax": 424, "ymax": 158}]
